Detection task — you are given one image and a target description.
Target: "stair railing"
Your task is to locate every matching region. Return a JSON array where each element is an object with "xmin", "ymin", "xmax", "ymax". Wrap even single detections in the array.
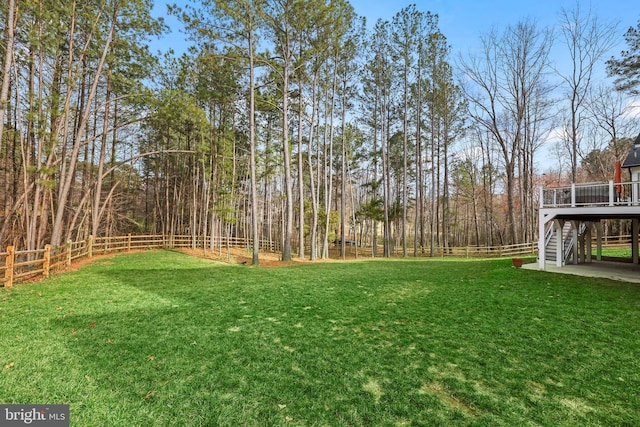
[{"xmin": 563, "ymin": 222, "xmax": 587, "ymax": 264}]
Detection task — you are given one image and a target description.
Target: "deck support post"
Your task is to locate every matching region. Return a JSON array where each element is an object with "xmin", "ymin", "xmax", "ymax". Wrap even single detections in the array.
[
  {"xmin": 585, "ymin": 222, "xmax": 592, "ymax": 263},
  {"xmin": 633, "ymin": 219, "xmax": 639, "ymax": 265},
  {"xmin": 555, "ymin": 219, "xmax": 564, "ymax": 267},
  {"xmin": 571, "ymin": 220, "xmax": 579, "ymax": 265},
  {"xmin": 596, "ymin": 221, "xmax": 603, "ymax": 261},
  {"xmin": 538, "ymin": 210, "xmax": 549, "ymax": 269}
]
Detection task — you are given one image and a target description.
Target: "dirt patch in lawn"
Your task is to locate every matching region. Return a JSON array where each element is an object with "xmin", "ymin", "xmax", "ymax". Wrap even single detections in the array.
[
  {"xmin": 173, "ymin": 246, "xmax": 371, "ymax": 267},
  {"xmin": 175, "ymin": 247, "xmax": 320, "ymax": 267}
]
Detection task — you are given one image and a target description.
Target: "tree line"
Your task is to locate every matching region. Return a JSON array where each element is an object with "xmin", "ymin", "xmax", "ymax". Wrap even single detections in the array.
[{"xmin": 1, "ymin": 0, "xmax": 639, "ymax": 264}]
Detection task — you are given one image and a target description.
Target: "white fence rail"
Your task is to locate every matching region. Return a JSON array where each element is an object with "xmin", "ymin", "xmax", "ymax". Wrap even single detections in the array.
[{"xmin": 541, "ymin": 180, "xmax": 640, "ymax": 208}]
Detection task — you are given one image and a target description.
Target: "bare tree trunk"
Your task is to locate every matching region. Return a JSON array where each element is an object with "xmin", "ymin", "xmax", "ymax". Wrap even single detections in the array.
[
  {"xmin": 322, "ymin": 65, "xmax": 337, "ymax": 259},
  {"xmin": 414, "ymin": 65, "xmax": 423, "ymax": 256},
  {"xmin": 429, "ymin": 123, "xmax": 436, "ymax": 256},
  {"xmin": 383, "ymin": 102, "xmax": 391, "ymax": 258},
  {"xmin": 191, "ymin": 162, "xmax": 199, "ymax": 249},
  {"xmin": 248, "ymin": 30, "xmax": 260, "ymax": 265},
  {"xmin": 401, "ymin": 62, "xmax": 409, "ymax": 258},
  {"xmin": 297, "ymin": 60, "xmax": 305, "ymax": 259},
  {"xmin": 91, "ymin": 70, "xmax": 112, "ymax": 236},
  {"xmin": 280, "ymin": 53, "xmax": 294, "ymax": 260},
  {"xmin": 559, "ymin": 5, "xmax": 616, "ymax": 183},
  {"xmin": 308, "ymin": 72, "xmax": 320, "ymax": 260},
  {"xmin": 443, "ymin": 131, "xmax": 450, "ymax": 249},
  {"xmin": 51, "ymin": 4, "xmax": 117, "ymax": 246},
  {"xmin": 340, "ymin": 76, "xmax": 348, "ymax": 259},
  {"xmin": 0, "ymin": 0, "xmax": 17, "ymax": 157}
]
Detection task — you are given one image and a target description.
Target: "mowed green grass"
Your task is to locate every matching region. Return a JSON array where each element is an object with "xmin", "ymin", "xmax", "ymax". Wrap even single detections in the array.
[
  {"xmin": 1, "ymin": 251, "xmax": 639, "ymax": 426},
  {"xmin": 601, "ymin": 247, "xmax": 632, "ymax": 257}
]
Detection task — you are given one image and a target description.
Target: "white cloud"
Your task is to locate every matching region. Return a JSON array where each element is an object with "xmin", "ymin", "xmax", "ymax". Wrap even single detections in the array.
[
  {"xmin": 621, "ymin": 98, "xmax": 640, "ymax": 120},
  {"xmin": 542, "ymin": 126, "xmax": 579, "ymax": 146}
]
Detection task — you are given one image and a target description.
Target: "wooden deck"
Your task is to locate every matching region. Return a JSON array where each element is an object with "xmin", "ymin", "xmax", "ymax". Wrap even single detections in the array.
[
  {"xmin": 541, "ymin": 181, "xmax": 640, "ymax": 207},
  {"xmin": 538, "ymin": 180, "xmax": 640, "ymax": 269}
]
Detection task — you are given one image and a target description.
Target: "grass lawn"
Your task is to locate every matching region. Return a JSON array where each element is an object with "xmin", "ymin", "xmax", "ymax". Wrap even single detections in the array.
[
  {"xmin": 1, "ymin": 251, "xmax": 639, "ymax": 426},
  {"xmin": 600, "ymin": 247, "xmax": 632, "ymax": 257}
]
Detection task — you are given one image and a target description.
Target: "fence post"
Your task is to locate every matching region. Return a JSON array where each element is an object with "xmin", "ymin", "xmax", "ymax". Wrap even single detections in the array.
[
  {"xmin": 43, "ymin": 245, "xmax": 51, "ymax": 278},
  {"xmin": 127, "ymin": 233, "xmax": 132, "ymax": 252},
  {"xmin": 67, "ymin": 240, "xmax": 72, "ymax": 266},
  {"xmin": 88, "ymin": 235, "xmax": 93, "ymax": 258},
  {"xmin": 5, "ymin": 245, "xmax": 14, "ymax": 288}
]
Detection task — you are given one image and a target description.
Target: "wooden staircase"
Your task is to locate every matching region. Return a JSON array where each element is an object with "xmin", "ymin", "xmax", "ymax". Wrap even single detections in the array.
[{"xmin": 544, "ymin": 221, "xmax": 586, "ymax": 264}]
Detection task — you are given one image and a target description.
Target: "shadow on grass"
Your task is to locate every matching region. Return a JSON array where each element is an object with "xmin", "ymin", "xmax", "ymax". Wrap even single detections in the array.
[{"xmin": 6, "ymin": 251, "xmax": 640, "ymax": 426}]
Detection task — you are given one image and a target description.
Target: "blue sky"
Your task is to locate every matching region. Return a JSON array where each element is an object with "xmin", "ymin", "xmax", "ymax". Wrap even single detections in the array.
[
  {"xmin": 349, "ymin": 0, "xmax": 638, "ymax": 77},
  {"xmin": 150, "ymin": 0, "xmax": 640, "ymax": 168},
  {"xmin": 152, "ymin": 0, "xmax": 639, "ymax": 80}
]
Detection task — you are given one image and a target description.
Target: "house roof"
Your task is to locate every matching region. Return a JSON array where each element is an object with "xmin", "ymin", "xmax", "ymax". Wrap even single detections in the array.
[{"xmin": 622, "ymin": 133, "xmax": 640, "ymax": 169}]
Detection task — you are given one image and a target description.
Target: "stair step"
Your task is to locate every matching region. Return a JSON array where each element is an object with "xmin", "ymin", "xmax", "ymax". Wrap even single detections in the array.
[{"xmin": 544, "ymin": 221, "xmax": 576, "ymax": 264}]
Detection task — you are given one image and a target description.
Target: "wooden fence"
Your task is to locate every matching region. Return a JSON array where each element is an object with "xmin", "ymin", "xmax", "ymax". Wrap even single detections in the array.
[
  {"xmin": 0, "ymin": 234, "xmax": 278, "ymax": 288},
  {"xmin": 0, "ymin": 234, "xmax": 632, "ymax": 288},
  {"xmin": 429, "ymin": 242, "xmax": 537, "ymax": 258}
]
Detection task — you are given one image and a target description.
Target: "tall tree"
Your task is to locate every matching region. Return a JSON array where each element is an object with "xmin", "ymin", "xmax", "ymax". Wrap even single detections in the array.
[
  {"xmin": 261, "ymin": 0, "xmax": 299, "ymax": 261},
  {"xmin": 50, "ymin": 1, "xmax": 120, "ymax": 247},
  {"xmin": 459, "ymin": 20, "xmax": 552, "ymax": 244},
  {"xmin": 587, "ymin": 83, "xmax": 639, "ymax": 157},
  {"xmin": 410, "ymin": 11, "xmax": 439, "ymax": 255},
  {"xmin": 607, "ymin": 19, "xmax": 640, "ymax": 95},
  {"xmin": 335, "ymin": 16, "xmax": 360, "ymax": 259},
  {"xmin": 176, "ymin": 0, "xmax": 264, "ymax": 264},
  {"xmin": 581, "ymin": 84, "xmax": 639, "ymax": 181},
  {"xmin": 0, "ymin": 0, "xmax": 16, "ymax": 157},
  {"xmin": 362, "ymin": 20, "xmax": 395, "ymax": 257},
  {"xmin": 435, "ymin": 60, "xmax": 466, "ymax": 249},
  {"xmin": 0, "ymin": 0, "xmax": 163, "ymax": 249},
  {"xmin": 423, "ymin": 27, "xmax": 458, "ymax": 254},
  {"xmin": 557, "ymin": 3, "xmax": 617, "ymax": 183},
  {"xmin": 391, "ymin": 5, "xmax": 420, "ymax": 258}
]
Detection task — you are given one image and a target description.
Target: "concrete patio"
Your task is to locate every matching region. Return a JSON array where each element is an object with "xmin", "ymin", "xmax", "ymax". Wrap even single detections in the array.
[{"xmin": 522, "ymin": 260, "xmax": 640, "ymax": 284}]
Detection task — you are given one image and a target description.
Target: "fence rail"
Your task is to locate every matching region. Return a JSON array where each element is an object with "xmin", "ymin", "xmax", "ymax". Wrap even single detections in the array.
[
  {"xmin": 1, "ymin": 234, "xmax": 633, "ymax": 288},
  {"xmin": 0, "ymin": 234, "xmax": 280, "ymax": 288},
  {"xmin": 430, "ymin": 242, "xmax": 537, "ymax": 258}
]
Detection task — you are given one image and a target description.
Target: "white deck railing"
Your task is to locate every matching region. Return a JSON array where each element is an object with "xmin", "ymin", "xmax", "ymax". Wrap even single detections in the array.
[{"xmin": 540, "ymin": 180, "xmax": 640, "ymax": 208}]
